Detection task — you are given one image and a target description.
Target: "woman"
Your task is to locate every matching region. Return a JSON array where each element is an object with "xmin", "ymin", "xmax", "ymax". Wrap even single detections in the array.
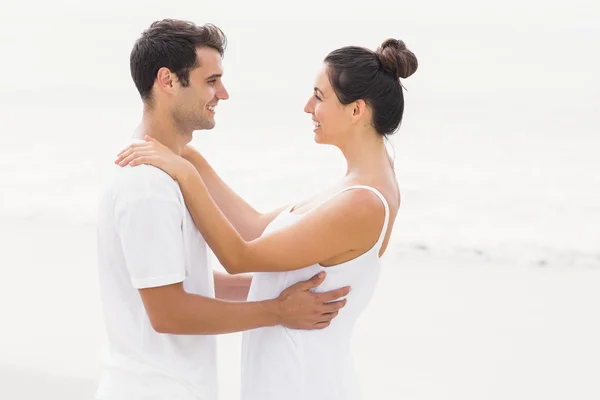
[{"xmin": 117, "ymin": 38, "xmax": 417, "ymax": 400}]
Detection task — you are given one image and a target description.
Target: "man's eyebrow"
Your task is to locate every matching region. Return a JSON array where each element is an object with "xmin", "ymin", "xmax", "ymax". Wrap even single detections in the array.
[{"xmin": 206, "ymin": 73, "xmax": 222, "ymax": 80}]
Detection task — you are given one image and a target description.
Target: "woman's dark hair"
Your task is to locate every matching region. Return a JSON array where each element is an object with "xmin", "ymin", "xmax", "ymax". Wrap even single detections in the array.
[
  {"xmin": 324, "ymin": 38, "xmax": 418, "ymax": 136},
  {"xmin": 130, "ymin": 19, "xmax": 227, "ymax": 101}
]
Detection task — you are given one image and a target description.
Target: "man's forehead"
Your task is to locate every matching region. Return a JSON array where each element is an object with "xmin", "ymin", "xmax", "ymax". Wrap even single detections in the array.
[{"xmin": 195, "ymin": 47, "xmax": 222, "ymax": 65}]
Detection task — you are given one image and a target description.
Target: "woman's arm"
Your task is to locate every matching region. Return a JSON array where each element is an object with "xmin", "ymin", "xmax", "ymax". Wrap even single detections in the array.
[
  {"xmin": 116, "ymin": 137, "xmax": 385, "ymax": 274},
  {"xmin": 178, "ymin": 169, "xmax": 383, "ymax": 274},
  {"xmin": 182, "ymin": 146, "xmax": 285, "ymax": 240}
]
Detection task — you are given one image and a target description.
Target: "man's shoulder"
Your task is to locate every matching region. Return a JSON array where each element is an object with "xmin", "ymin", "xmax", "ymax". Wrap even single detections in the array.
[{"xmin": 107, "ymin": 165, "xmax": 183, "ymax": 205}]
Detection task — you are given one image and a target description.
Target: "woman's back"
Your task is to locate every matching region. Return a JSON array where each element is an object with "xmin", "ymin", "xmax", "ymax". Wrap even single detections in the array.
[{"xmin": 241, "ymin": 185, "xmax": 390, "ymax": 400}]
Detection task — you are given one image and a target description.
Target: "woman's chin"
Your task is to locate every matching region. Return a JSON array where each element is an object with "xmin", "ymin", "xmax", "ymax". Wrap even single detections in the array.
[{"xmin": 313, "ymin": 131, "xmax": 325, "ymax": 144}]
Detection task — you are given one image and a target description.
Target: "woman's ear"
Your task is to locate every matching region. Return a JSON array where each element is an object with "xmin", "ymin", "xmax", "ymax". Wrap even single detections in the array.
[{"xmin": 350, "ymin": 99, "xmax": 368, "ymax": 123}]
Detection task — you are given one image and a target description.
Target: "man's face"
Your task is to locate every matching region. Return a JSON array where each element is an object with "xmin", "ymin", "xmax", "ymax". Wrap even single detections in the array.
[{"xmin": 173, "ymin": 47, "xmax": 229, "ymax": 132}]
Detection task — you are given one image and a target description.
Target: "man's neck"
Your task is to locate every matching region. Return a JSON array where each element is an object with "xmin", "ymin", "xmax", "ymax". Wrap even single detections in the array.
[{"xmin": 136, "ymin": 108, "xmax": 191, "ymax": 155}]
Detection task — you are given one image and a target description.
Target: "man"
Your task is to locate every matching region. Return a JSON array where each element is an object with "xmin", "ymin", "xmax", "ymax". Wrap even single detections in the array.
[{"xmin": 96, "ymin": 19, "xmax": 349, "ymax": 400}]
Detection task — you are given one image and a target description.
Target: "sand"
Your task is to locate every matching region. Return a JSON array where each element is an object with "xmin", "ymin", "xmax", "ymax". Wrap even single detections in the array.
[{"xmin": 1, "ymin": 218, "xmax": 599, "ymax": 399}]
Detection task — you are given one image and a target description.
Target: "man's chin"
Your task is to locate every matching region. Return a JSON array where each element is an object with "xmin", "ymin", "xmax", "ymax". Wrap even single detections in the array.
[{"xmin": 196, "ymin": 119, "xmax": 216, "ymax": 131}]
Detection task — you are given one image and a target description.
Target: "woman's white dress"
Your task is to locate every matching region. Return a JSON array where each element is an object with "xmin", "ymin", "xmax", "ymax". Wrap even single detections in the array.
[{"xmin": 240, "ymin": 185, "xmax": 390, "ymax": 400}]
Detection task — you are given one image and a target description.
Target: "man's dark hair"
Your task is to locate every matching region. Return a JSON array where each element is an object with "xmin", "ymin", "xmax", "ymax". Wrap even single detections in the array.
[{"xmin": 130, "ymin": 19, "xmax": 227, "ymax": 101}]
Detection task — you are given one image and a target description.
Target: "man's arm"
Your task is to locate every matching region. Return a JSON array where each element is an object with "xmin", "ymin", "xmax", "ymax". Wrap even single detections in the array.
[
  {"xmin": 213, "ymin": 270, "xmax": 252, "ymax": 301},
  {"xmin": 182, "ymin": 146, "xmax": 285, "ymax": 240},
  {"xmin": 140, "ymin": 272, "xmax": 349, "ymax": 334},
  {"xmin": 114, "ymin": 172, "xmax": 348, "ymax": 335}
]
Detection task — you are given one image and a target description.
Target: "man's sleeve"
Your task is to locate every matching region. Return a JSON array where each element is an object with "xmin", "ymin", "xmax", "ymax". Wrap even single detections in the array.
[{"xmin": 115, "ymin": 196, "xmax": 186, "ymax": 289}]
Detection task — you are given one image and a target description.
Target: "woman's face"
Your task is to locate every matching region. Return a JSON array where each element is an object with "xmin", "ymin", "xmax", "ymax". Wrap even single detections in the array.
[{"xmin": 304, "ymin": 65, "xmax": 353, "ymax": 146}]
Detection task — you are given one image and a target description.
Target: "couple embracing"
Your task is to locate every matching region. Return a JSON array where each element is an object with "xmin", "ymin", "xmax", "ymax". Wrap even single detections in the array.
[{"xmin": 96, "ymin": 18, "xmax": 417, "ymax": 400}]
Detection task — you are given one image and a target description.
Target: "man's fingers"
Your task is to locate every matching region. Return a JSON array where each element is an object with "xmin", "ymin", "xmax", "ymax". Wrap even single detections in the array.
[
  {"xmin": 322, "ymin": 299, "xmax": 346, "ymax": 313},
  {"xmin": 313, "ymin": 310, "xmax": 340, "ymax": 329},
  {"xmin": 314, "ymin": 321, "xmax": 331, "ymax": 329},
  {"xmin": 316, "ymin": 286, "xmax": 351, "ymax": 303},
  {"xmin": 291, "ymin": 272, "xmax": 326, "ymax": 291},
  {"xmin": 320, "ymin": 311, "xmax": 339, "ymax": 321}
]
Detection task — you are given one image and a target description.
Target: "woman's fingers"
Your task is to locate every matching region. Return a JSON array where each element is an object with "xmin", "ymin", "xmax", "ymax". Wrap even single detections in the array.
[
  {"xmin": 116, "ymin": 146, "xmax": 148, "ymax": 162},
  {"xmin": 130, "ymin": 155, "xmax": 158, "ymax": 167},
  {"xmin": 117, "ymin": 142, "xmax": 152, "ymax": 158},
  {"xmin": 114, "ymin": 138, "xmax": 172, "ymax": 168},
  {"xmin": 116, "ymin": 150, "xmax": 156, "ymax": 166},
  {"xmin": 116, "ymin": 144, "xmax": 156, "ymax": 163}
]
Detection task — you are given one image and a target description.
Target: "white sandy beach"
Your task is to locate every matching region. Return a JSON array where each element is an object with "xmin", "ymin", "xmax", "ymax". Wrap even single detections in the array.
[
  {"xmin": 2, "ymin": 1, "xmax": 600, "ymax": 399},
  {"xmin": 1, "ymin": 219, "xmax": 599, "ymax": 400}
]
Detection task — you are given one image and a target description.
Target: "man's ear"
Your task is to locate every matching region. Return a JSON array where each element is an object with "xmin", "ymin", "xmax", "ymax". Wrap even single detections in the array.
[{"xmin": 156, "ymin": 67, "xmax": 177, "ymax": 93}]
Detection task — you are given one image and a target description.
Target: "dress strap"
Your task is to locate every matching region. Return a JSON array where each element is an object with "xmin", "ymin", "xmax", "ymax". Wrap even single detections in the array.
[
  {"xmin": 335, "ymin": 185, "xmax": 390, "ymax": 250},
  {"xmin": 290, "ymin": 185, "xmax": 390, "ymax": 251}
]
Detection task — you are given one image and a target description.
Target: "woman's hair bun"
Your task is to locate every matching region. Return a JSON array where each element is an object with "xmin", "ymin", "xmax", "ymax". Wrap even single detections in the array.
[{"xmin": 376, "ymin": 38, "xmax": 418, "ymax": 79}]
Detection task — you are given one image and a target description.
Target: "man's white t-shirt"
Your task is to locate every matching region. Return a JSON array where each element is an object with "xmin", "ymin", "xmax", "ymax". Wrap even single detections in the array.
[{"xmin": 95, "ymin": 164, "xmax": 216, "ymax": 400}]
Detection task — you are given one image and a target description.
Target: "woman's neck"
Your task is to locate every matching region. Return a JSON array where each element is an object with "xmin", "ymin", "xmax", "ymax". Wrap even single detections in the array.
[{"xmin": 340, "ymin": 131, "xmax": 391, "ymax": 180}]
